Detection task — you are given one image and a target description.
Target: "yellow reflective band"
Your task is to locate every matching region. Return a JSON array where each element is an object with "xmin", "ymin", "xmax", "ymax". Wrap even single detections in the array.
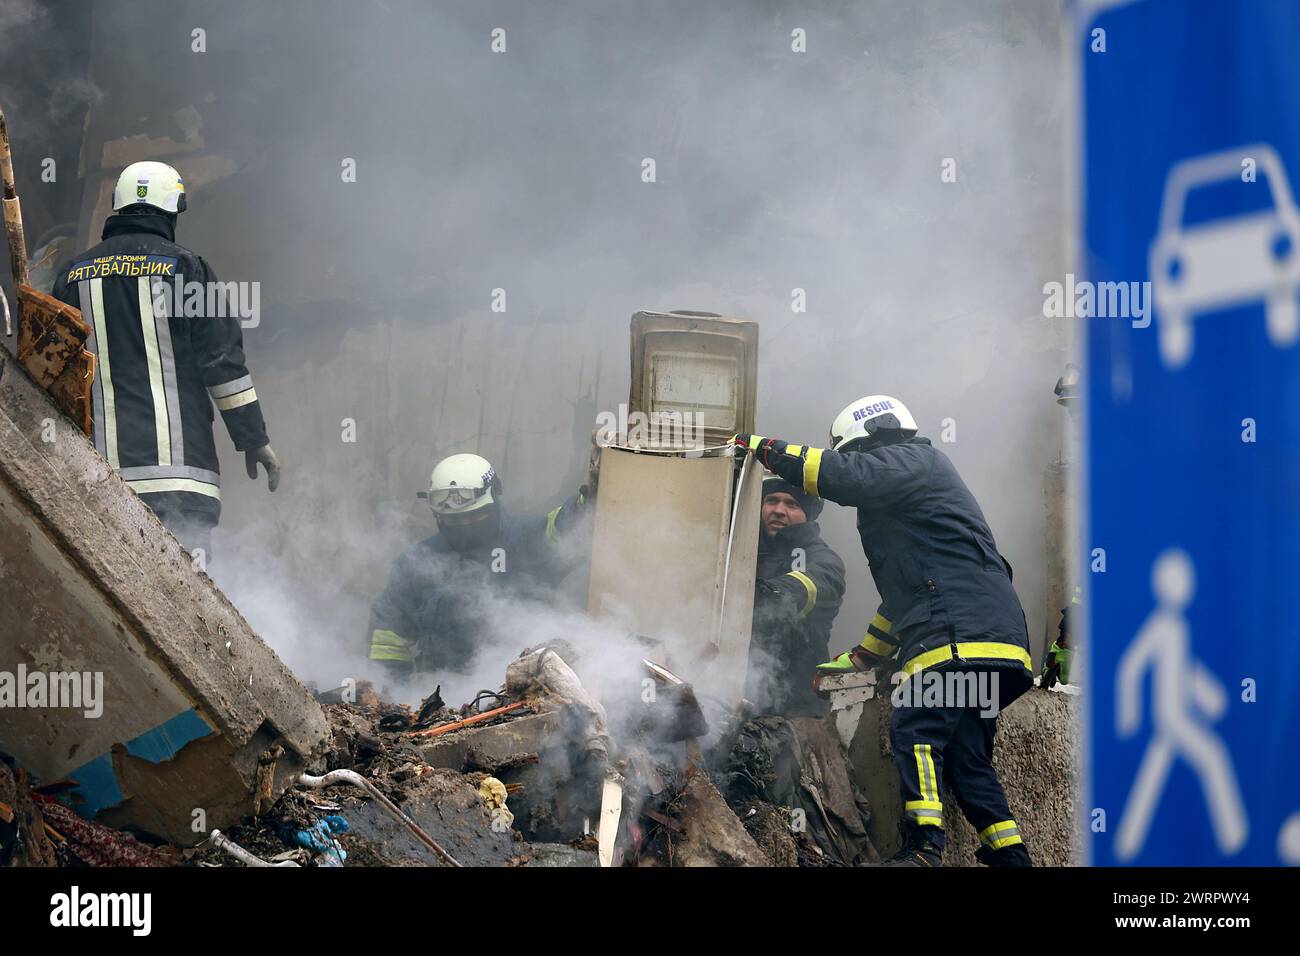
[
  {"xmin": 803, "ymin": 446, "xmax": 824, "ymax": 496},
  {"xmin": 369, "ymin": 629, "xmax": 412, "ymax": 662},
  {"xmin": 137, "ymin": 277, "xmax": 171, "ymax": 466},
  {"xmin": 545, "ymin": 504, "xmax": 563, "ymax": 544},
  {"xmin": 922, "ymin": 745, "xmax": 938, "ymax": 802},
  {"xmin": 89, "ymin": 278, "xmax": 120, "ymax": 469},
  {"xmin": 870, "ymin": 612, "xmax": 894, "ymax": 635},
  {"xmin": 126, "ymin": 477, "xmax": 221, "ymax": 499},
  {"xmin": 370, "ymin": 629, "xmax": 407, "ymax": 647},
  {"xmin": 860, "ymin": 633, "xmax": 894, "ymax": 657},
  {"xmin": 978, "ymin": 820, "xmax": 1023, "ymax": 849},
  {"xmin": 748, "ymin": 435, "xmax": 763, "ymax": 450},
  {"xmin": 784, "ymin": 444, "xmax": 804, "ymax": 457},
  {"xmin": 785, "ymin": 570, "xmax": 817, "ymax": 617},
  {"xmin": 214, "ymin": 388, "xmax": 258, "ymax": 411},
  {"xmin": 913, "ymin": 746, "xmax": 927, "ymax": 801},
  {"xmin": 905, "ymin": 796, "xmax": 944, "ymax": 828},
  {"xmin": 913, "ymin": 744, "xmax": 938, "ymax": 805},
  {"xmin": 900, "ymin": 642, "xmax": 1032, "ymax": 680}
]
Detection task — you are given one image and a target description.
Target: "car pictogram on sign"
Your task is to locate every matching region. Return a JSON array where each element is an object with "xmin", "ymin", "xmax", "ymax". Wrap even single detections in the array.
[{"xmin": 1148, "ymin": 143, "xmax": 1300, "ymax": 368}]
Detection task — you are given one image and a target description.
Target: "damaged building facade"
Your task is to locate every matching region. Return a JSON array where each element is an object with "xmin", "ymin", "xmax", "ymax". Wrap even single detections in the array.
[{"xmin": 2, "ymin": 0, "xmax": 1077, "ymax": 868}]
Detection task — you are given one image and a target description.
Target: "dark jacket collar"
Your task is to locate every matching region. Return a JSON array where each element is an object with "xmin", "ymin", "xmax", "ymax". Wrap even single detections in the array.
[
  {"xmin": 102, "ymin": 212, "xmax": 176, "ymax": 243},
  {"xmin": 760, "ymin": 519, "xmax": 822, "ymax": 552}
]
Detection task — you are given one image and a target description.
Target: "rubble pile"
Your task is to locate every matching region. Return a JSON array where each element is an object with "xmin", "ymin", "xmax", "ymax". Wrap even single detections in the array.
[{"xmin": 3, "ymin": 644, "xmax": 877, "ymax": 868}]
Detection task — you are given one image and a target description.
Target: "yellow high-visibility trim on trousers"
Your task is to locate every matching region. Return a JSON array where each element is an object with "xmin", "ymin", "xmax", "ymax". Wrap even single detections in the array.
[
  {"xmin": 978, "ymin": 819, "xmax": 1023, "ymax": 849},
  {"xmin": 785, "ymin": 570, "xmax": 817, "ymax": 617},
  {"xmin": 802, "ymin": 446, "xmax": 824, "ymax": 496},
  {"xmin": 369, "ymin": 629, "xmax": 413, "ymax": 663},
  {"xmin": 899, "ymin": 641, "xmax": 1032, "ymax": 681},
  {"xmin": 911, "ymin": 744, "xmax": 941, "ymax": 827},
  {"xmin": 904, "ymin": 799, "xmax": 944, "ymax": 827}
]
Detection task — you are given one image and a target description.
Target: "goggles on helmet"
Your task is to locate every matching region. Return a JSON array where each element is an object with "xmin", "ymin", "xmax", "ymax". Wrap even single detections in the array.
[{"xmin": 427, "ymin": 484, "xmax": 490, "ymax": 513}]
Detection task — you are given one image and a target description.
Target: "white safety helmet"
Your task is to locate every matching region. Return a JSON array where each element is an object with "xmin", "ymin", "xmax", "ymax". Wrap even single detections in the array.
[
  {"xmin": 828, "ymin": 395, "xmax": 918, "ymax": 452},
  {"xmin": 113, "ymin": 161, "xmax": 188, "ymax": 214},
  {"xmin": 420, "ymin": 453, "xmax": 501, "ymax": 519}
]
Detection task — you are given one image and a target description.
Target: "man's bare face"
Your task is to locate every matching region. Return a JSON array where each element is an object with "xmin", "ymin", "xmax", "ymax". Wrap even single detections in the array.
[{"xmin": 761, "ymin": 492, "xmax": 807, "ymax": 538}]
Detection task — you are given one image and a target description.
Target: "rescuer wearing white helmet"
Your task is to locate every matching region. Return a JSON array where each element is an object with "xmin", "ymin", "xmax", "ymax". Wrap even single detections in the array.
[
  {"xmin": 111, "ymin": 160, "xmax": 189, "ymax": 214},
  {"xmin": 826, "ymin": 394, "xmax": 919, "ymax": 452},
  {"xmin": 51, "ymin": 161, "xmax": 280, "ymax": 558},
  {"xmin": 366, "ymin": 452, "xmax": 593, "ymax": 673},
  {"xmin": 732, "ymin": 393, "xmax": 1032, "ymax": 868},
  {"xmin": 423, "ymin": 453, "xmax": 505, "ymax": 549}
]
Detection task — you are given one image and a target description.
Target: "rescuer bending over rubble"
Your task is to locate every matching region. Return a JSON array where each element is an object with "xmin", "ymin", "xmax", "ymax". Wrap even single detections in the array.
[
  {"xmin": 745, "ymin": 474, "xmax": 846, "ymax": 717},
  {"xmin": 367, "ymin": 452, "xmax": 591, "ymax": 675},
  {"xmin": 733, "ymin": 394, "xmax": 1033, "ymax": 867}
]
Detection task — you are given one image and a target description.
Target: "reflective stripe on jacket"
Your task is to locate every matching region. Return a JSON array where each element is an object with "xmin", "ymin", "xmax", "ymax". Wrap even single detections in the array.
[
  {"xmin": 52, "ymin": 212, "xmax": 268, "ymax": 522},
  {"xmin": 768, "ymin": 436, "xmax": 1029, "ymax": 677},
  {"xmin": 368, "ymin": 496, "xmax": 588, "ymax": 671},
  {"xmin": 748, "ymin": 520, "xmax": 846, "ymax": 715}
]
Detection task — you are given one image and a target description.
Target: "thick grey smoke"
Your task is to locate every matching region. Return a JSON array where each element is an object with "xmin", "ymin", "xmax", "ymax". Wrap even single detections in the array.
[{"xmin": 11, "ymin": 0, "xmax": 1070, "ymax": 705}]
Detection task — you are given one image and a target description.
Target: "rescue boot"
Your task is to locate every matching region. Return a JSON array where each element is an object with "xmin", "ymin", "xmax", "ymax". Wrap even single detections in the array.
[
  {"xmin": 975, "ymin": 843, "xmax": 1032, "ymax": 867},
  {"xmin": 880, "ymin": 826, "xmax": 943, "ymax": 867}
]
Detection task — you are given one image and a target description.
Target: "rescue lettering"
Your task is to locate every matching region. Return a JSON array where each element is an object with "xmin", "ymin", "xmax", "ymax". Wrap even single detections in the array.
[
  {"xmin": 65, "ymin": 254, "xmax": 177, "ymax": 283},
  {"xmin": 853, "ymin": 400, "xmax": 894, "ymax": 421}
]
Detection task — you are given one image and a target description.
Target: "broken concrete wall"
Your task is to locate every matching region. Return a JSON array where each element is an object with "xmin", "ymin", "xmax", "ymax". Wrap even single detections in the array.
[
  {"xmin": 0, "ymin": 351, "xmax": 329, "ymax": 844},
  {"xmin": 849, "ymin": 686, "xmax": 1080, "ymax": 866}
]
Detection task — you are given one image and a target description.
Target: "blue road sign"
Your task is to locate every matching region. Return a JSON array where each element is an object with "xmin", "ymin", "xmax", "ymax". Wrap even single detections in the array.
[{"xmin": 1083, "ymin": 0, "xmax": 1300, "ymax": 865}]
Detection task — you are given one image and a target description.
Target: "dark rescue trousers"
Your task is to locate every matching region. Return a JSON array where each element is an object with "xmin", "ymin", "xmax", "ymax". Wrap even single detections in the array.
[{"xmin": 889, "ymin": 661, "xmax": 1033, "ymax": 865}]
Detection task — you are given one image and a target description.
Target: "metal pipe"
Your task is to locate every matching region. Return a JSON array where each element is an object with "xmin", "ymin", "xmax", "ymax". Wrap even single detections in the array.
[
  {"xmin": 297, "ymin": 770, "xmax": 462, "ymax": 867},
  {"xmin": 408, "ymin": 700, "xmax": 527, "ymax": 738},
  {"xmin": 209, "ymin": 828, "xmax": 300, "ymax": 867}
]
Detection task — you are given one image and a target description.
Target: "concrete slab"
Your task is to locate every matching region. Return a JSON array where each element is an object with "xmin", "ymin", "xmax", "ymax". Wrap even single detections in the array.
[
  {"xmin": 0, "ymin": 351, "xmax": 329, "ymax": 844},
  {"xmin": 415, "ymin": 710, "xmax": 565, "ymax": 770}
]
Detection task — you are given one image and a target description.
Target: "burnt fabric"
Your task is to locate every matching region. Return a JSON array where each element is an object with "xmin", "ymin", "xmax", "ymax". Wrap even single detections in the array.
[{"xmin": 715, "ymin": 715, "xmax": 876, "ymax": 866}]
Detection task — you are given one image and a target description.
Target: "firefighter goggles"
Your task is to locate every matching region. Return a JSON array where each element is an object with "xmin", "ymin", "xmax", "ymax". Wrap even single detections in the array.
[{"xmin": 425, "ymin": 484, "xmax": 490, "ymax": 513}]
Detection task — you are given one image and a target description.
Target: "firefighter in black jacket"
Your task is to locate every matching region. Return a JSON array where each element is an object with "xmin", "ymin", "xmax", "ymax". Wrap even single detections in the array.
[
  {"xmin": 733, "ymin": 394, "xmax": 1033, "ymax": 867},
  {"xmin": 746, "ymin": 475, "xmax": 846, "ymax": 717},
  {"xmin": 52, "ymin": 162, "xmax": 279, "ymax": 556},
  {"xmin": 368, "ymin": 453, "xmax": 590, "ymax": 674}
]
